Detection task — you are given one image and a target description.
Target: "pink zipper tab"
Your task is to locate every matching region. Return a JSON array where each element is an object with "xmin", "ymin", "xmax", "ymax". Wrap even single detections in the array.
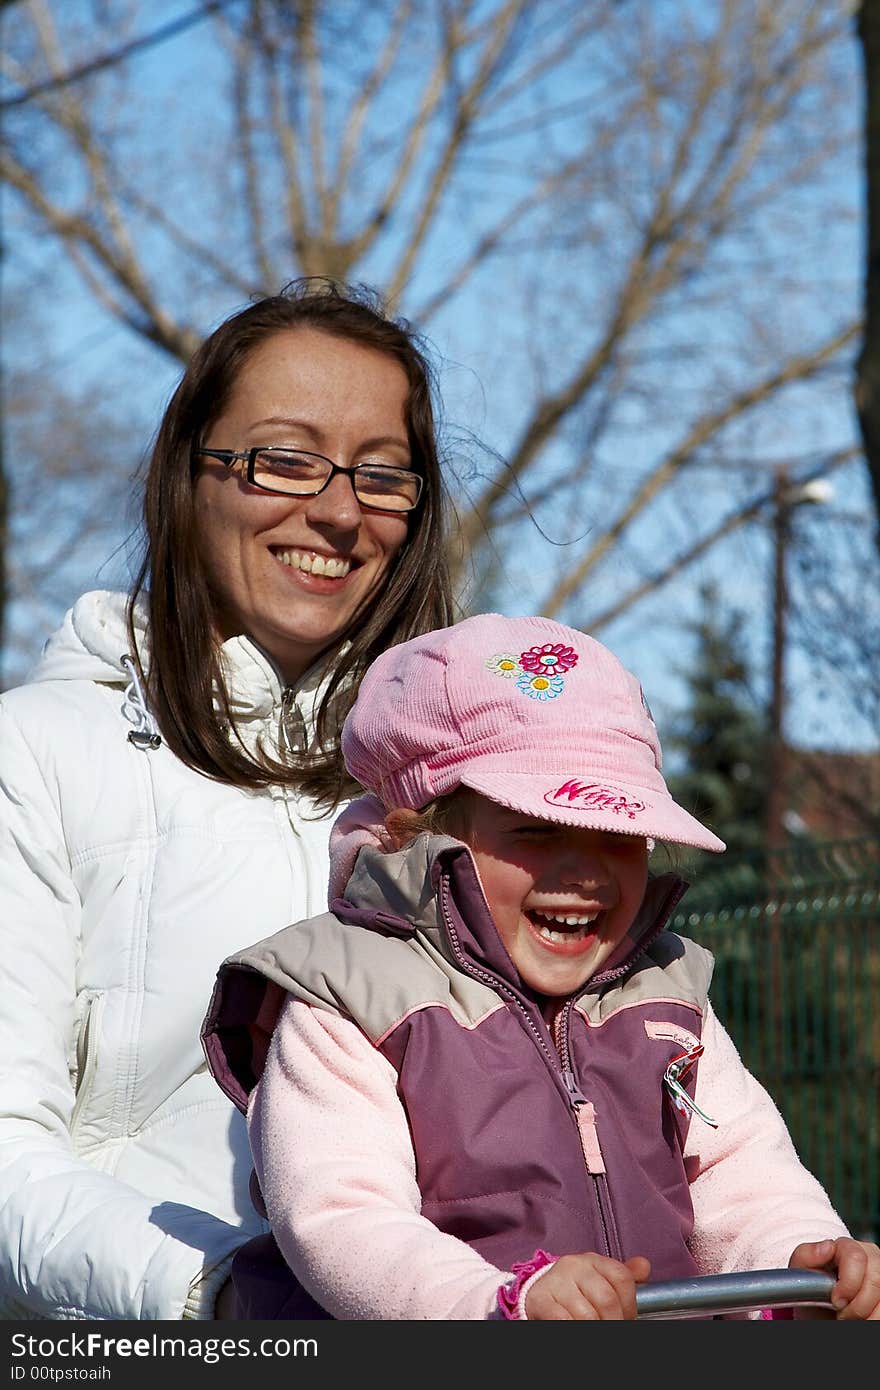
[
  {"xmin": 563, "ymin": 1069, "xmax": 606, "ymax": 1174},
  {"xmin": 576, "ymin": 1099, "xmax": 606, "ymax": 1174}
]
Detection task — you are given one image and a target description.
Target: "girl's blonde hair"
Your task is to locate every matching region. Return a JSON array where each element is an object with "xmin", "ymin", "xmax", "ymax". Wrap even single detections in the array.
[{"xmin": 385, "ymin": 787, "xmax": 476, "ymax": 846}]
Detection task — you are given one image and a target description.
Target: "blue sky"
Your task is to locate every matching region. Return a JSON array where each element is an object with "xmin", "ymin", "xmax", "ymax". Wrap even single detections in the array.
[{"xmin": 2, "ymin": 1, "xmax": 876, "ymax": 756}]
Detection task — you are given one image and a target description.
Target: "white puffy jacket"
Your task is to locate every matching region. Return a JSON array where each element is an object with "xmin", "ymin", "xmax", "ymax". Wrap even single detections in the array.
[{"xmin": 0, "ymin": 591, "xmax": 337, "ymax": 1320}]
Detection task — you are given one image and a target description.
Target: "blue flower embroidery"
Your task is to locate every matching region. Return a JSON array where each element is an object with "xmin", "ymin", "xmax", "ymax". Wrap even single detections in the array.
[{"xmin": 516, "ymin": 670, "xmax": 564, "ymax": 701}]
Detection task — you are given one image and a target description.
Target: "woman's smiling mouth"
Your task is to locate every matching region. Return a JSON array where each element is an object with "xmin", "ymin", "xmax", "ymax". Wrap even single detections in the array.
[{"xmin": 275, "ymin": 546, "xmax": 353, "ymax": 578}]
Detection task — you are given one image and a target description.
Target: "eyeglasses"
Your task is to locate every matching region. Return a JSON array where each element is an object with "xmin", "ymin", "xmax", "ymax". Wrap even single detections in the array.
[{"xmin": 195, "ymin": 446, "xmax": 423, "ymax": 513}]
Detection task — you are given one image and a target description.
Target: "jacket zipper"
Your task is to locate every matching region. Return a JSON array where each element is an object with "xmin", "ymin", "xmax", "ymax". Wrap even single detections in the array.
[
  {"xmin": 279, "ymin": 686, "xmax": 308, "ymax": 756},
  {"xmin": 439, "ymin": 874, "xmax": 618, "ymax": 1257},
  {"xmin": 274, "ymin": 687, "xmax": 313, "ymax": 916},
  {"xmin": 555, "ymin": 1004, "xmax": 623, "ymax": 1261}
]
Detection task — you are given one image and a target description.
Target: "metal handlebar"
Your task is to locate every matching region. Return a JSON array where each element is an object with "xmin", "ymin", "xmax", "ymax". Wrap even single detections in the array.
[{"xmin": 635, "ymin": 1268, "xmax": 837, "ymax": 1319}]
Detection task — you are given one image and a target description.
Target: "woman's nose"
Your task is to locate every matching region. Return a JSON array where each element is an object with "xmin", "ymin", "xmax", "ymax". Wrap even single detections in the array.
[{"xmin": 303, "ymin": 467, "xmax": 363, "ymax": 530}]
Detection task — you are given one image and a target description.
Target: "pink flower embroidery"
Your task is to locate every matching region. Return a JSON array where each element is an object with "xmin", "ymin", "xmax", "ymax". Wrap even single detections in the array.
[{"xmin": 519, "ymin": 643, "xmax": 578, "ymax": 674}]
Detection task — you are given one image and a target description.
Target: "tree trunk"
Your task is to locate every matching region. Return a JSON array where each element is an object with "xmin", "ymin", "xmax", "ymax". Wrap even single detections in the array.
[{"xmin": 856, "ymin": 0, "xmax": 880, "ymax": 552}]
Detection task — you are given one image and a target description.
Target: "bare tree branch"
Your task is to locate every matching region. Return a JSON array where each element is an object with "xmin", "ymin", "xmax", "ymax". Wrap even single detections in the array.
[
  {"xmin": 329, "ymin": 0, "xmax": 414, "ymax": 228},
  {"xmin": 384, "ymin": 0, "xmax": 530, "ymax": 304},
  {"xmin": 543, "ymin": 323, "xmax": 860, "ymax": 615},
  {"xmin": 582, "ymin": 447, "xmax": 860, "ymax": 632},
  {"xmin": 0, "ymin": 149, "xmax": 200, "ymax": 357},
  {"xmin": 3, "ymin": 0, "xmax": 868, "ymax": 704},
  {"xmin": 298, "ymin": 0, "xmax": 331, "ymax": 243},
  {"xmin": 225, "ymin": 9, "xmax": 277, "ymax": 289},
  {"xmin": 342, "ymin": 7, "xmax": 462, "ymax": 274}
]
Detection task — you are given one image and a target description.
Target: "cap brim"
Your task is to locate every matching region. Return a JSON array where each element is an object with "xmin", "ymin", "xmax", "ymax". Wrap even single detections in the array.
[{"xmin": 460, "ymin": 770, "xmax": 726, "ymax": 854}]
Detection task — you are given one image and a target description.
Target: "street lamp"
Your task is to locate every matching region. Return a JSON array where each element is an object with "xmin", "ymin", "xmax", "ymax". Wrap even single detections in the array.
[
  {"xmin": 762, "ymin": 467, "xmax": 834, "ymax": 1073},
  {"xmin": 764, "ymin": 467, "xmax": 834, "ymax": 859}
]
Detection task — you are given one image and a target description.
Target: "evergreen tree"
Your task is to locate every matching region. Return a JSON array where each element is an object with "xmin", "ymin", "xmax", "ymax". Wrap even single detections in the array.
[{"xmin": 665, "ymin": 584, "xmax": 771, "ymax": 866}]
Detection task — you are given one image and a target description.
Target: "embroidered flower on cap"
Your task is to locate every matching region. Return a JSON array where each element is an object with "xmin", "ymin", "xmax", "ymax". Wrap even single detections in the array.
[
  {"xmin": 487, "ymin": 642, "xmax": 579, "ymax": 702},
  {"xmin": 519, "ymin": 643, "xmax": 579, "ymax": 675},
  {"xmin": 516, "ymin": 670, "xmax": 564, "ymax": 701},
  {"xmin": 485, "ymin": 653, "xmax": 520, "ymax": 678}
]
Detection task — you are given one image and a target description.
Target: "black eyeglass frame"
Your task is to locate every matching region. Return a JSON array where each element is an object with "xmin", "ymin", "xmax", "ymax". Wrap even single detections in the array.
[{"xmin": 194, "ymin": 446, "xmax": 424, "ymax": 513}]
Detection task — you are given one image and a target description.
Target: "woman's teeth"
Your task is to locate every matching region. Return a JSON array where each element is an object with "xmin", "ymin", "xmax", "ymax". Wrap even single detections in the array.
[
  {"xmin": 532, "ymin": 909, "xmax": 598, "ymax": 943},
  {"xmin": 278, "ymin": 548, "xmax": 351, "ymax": 578}
]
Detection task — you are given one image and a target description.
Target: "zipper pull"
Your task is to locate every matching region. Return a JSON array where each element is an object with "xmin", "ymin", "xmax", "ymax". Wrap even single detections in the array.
[
  {"xmin": 279, "ymin": 688, "xmax": 307, "ymax": 756},
  {"xmin": 562, "ymin": 1067, "xmax": 588, "ymax": 1106},
  {"xmin": 563, "ymin": 1070, "xmax": 606, "ymax": 1174}
]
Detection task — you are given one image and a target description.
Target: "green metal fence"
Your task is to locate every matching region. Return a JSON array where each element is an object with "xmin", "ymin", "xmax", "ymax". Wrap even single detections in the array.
[{"xmin": 670, "ymin": 838, "xmax": 880, "ymax": 1241}]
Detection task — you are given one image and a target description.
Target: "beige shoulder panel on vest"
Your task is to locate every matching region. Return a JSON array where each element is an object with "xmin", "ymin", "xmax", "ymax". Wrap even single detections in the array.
[
  {"xmin": 575, "ymin": 933, "xmax": 713, "ymax": 1026},
  {"xmin": 230, "ymin": 912, "xmax": 503, "ymax": 1043}
]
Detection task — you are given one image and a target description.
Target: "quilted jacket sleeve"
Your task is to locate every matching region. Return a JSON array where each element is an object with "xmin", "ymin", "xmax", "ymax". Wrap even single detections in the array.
[
  {"xmin": 250, "ymin": 997, "xmax": 509, "ymax": 1320},
  {"xmin": 684, "ymin": 1002, "xmax": 849, "ymax": 1275},
  {"xmin": 0, "ymin": 703, "xmax": 244, "ymax": 1320}
]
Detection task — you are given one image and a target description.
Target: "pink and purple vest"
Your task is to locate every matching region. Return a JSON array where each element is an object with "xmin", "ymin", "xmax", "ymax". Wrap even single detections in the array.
[{"xmin": 202, "ymin": 834, "xmax": 714, "ymax": 1318}]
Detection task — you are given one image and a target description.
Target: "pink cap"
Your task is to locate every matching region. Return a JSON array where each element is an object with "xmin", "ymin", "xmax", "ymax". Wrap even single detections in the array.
[{"xmin": 342, "ymin": 614, "xmax": 725, "ymax": 853}]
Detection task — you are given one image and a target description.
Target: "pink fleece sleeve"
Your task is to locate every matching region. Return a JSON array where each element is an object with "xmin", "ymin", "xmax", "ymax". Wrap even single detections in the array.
[
  {"xmin": 249, "ymin": 998, "xmax": 511, "ymax": 1320},
  {"xmin": 684, "ymin": 1003, "xmax": 849, "ymax": 1275}
]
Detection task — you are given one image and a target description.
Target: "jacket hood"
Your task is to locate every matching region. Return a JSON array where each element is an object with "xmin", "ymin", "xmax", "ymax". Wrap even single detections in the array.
[
  {"xmin": 27, "ymin": 590, "xmax": 143, "ymax": 687},
  {"xmin": 25, "ymin": 589, "xmax": 337, "ymax": 754}
]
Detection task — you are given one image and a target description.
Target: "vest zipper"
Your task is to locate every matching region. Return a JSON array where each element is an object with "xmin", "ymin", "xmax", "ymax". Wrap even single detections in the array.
[
  {"xmin": 556, "ymin": 1003, "xmax": 624, "ymax": 1261},
  {"xmin": 439, "ymin": 873, "xmax": 620, "ymax": 1258}
]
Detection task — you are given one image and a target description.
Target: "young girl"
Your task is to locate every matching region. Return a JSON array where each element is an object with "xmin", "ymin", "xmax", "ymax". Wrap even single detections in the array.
[{"xmin": 202, "ymin": 615, "xmax": 880, "ymax": 1320}]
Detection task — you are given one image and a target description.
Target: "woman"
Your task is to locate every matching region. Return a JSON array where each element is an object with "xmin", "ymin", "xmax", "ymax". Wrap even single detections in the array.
[{"xmin": 0, "ymin": 279, "xmax": 453, "ymax": 1320}]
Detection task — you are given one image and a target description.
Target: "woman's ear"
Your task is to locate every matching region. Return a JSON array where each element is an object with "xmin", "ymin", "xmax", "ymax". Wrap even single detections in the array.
[{"xmin": 384, "ymin": 807, "xmax": 422, "ymax": 849}]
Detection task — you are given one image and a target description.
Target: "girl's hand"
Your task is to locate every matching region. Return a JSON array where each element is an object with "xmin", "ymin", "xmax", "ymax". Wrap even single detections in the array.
[
  {"xmin": 789, "ymin": 1237, "xmax": 880, "ymax": 1320},
  {"xmin": 524, "ymin": 1252, "xmax": 651, "ymax": 1320}
]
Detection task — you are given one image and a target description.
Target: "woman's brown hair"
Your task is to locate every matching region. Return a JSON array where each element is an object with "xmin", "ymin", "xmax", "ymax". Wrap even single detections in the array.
[{"xmin": 127, "ymin": 278, "xmax": 455, "ymax": 810}]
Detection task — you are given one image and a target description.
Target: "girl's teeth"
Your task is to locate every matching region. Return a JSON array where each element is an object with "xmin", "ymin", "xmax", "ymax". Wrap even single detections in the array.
[
  {"xmin": 278, "ymin": 549, "xmax": 351, "ymax": 577},
  {"xmin": 532, "ymin": 909, "xmax": 599, "ymax": 944},
  {"xmin": 534, "ymin": 911, "xmax": 598, "ymax": 927},
  {"xmin": 538, "ymin": 923, "xmax": 592, "ymax": 943}
]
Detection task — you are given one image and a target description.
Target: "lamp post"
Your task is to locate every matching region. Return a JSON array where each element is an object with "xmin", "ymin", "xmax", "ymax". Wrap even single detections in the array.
[
  {"xmin": 763, "ymin": 467, "xmax": 833, "ymax": 1072},
  {"xmin": 764, "ymin": 468, "xmax": 834, "ymax": 862}
]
